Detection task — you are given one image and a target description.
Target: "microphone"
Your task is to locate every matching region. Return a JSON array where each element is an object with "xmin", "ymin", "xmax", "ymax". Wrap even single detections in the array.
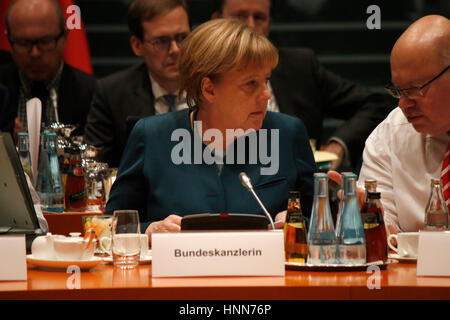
[
  {"xmin": 50, "ymin": 88, "xmax": 59, "ymax": 123},
  {"xmin": 239, "ymin": 172, "xmax": 275, "ymax": 230}
]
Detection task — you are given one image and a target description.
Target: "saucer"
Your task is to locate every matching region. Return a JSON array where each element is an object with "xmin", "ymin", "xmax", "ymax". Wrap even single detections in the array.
[
  {"xmin": 286, "ymin": 259, "xmax": 396, "ymax": 271},
  {"xmin": 388, "ymin": 253, "xmax": 417, "ymax": 263},
  {"xmin": 27, "ymin": 255, "xmax": 104, "ymax": 271}
]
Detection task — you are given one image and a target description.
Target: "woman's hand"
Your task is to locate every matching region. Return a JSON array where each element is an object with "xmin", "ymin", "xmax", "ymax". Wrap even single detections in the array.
[
  {"xmin": 145, "ymin": 214, "xmax": 182, "ymax": 246},
  {"xmin": 273, "ymin": 210, "xmax": 287, "ymax": 229}
]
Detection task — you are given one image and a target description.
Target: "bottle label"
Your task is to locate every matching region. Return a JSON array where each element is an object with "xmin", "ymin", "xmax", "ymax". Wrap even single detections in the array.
[
  {"xmin": 69, "ymin": 190, "xmax": 87, "ymax": 203},
  {"xmin": 286, "ymin": 212, "xmax": 304, "ymax": 224},
  {"xmin": 362, "ymin": 211, "xmax": 383, "ymax": 229},
  {"xmin": 286, "ymin": 221, "xmax": 305, "ymax": 229}
]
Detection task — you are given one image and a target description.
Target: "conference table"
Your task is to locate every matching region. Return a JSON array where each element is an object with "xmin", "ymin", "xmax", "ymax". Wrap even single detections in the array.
[{"xmin": 1, "ymin": 261, "xmax": 449, "ymax": 300}]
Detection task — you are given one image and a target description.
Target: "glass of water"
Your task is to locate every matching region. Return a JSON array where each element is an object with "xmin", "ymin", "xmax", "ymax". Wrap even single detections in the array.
[{"xmin": 112, "ymin": 210, "xmax": 141, "ymax": 269}]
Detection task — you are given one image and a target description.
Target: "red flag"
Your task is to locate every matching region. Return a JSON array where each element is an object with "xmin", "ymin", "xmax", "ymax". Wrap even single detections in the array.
[
  {"xmin": 0, "ymin": 0, "xmax": 93, "ymax": 75},
  {"xmin": 59, "ymin": 0, "xmax": 93, "ymax": 74},
  {"xmin": 0, "ymin": 0, "xmax": 13, "ymax": 52}
]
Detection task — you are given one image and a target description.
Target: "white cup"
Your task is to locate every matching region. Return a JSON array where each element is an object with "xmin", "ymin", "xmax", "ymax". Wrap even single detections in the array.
[
  {"xmin": 99, "ymin": 236, "xmax": 112, "ymax": 253},
  {"xmin": 388, "ymin": 232, "xmax": 419, "ymax": 258},
  {"xmin": 140, "ymin": 234, "xmax": 149, "ymax": 258}
]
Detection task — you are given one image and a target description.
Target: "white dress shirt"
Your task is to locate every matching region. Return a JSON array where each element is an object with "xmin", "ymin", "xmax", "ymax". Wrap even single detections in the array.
[
  {"xmin": 358, "ymin": 107, "xmax": 449, "ymax": 233},
  {"xmin": 149, "ymin": 74, "xmax": 188, "ymax": 114}
]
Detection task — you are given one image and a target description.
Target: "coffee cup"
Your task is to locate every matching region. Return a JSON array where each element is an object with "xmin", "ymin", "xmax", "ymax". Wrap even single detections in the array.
[
  {"xmin": 140, "ymin": 234, "xmax": 149, "ymax": 258},
  {"xmin": 99, "ymin": 236, "xmax": 111, "ymax": 254},
  {"xmin": 388, "ymin": 232, "xmax": 419, "ymax": 258}
]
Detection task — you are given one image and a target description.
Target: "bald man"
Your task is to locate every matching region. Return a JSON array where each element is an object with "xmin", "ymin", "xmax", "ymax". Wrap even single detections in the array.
[
  {"xmin": 0, "ymin": 0, "xmax": 95, "ymax": 139},
  {"xmin": 356, "ymin": 15, "xmax": 450, "ymax": 234}
]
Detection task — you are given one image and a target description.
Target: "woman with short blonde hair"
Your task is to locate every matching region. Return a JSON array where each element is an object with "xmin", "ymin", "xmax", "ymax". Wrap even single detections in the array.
[
  {"xmin": 178, "ymin": 18, "xmax": 278, "ymax": 108},
  {"xmin": 106, "ymin": 19, "xmax": 315, "ymax": 241}
]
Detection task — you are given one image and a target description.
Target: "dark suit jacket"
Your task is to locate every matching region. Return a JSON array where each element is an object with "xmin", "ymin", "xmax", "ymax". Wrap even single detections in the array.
[
  {"xmin": 0, "ymin": 62, "xmax": 95, "ymax": 136},
  {"xmin": 105, "ymin": 109, "xmax": 317, "ymax": 230},
  {"xmin": 84, "ymin": 63, "xmax": 155, "ymax": 167},
  {"xmin": 272, "ymin": 48, "xmax": 395, "ymax": 166},
  {"xmin": 0, "ymin": 83, "xmax": 9, "ymax": 124}
]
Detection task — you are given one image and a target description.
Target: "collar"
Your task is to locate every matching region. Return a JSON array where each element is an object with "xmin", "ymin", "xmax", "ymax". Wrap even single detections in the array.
[
  {"xmin": 148, "ymin": 72, "xmax": 183, "ymax": 100},
  {"xmin": 19, "ymin": 61, "xmax": 64, "ymax": 96}
]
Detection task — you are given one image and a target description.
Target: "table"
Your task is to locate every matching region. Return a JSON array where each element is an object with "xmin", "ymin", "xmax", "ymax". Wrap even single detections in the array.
[{"xmin": 1, "ymin": 262, "xmax": 449, "ymax": 300}]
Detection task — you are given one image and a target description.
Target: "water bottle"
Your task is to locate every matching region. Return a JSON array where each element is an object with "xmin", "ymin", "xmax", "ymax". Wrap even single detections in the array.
[
  {"xmin": 35, "ymin": 132, "xmax": 64, "ymax": 213},
  {"xmin": 336, "ymin": 173, "xmax": 366, "ymax": 264},
  {"xmin": 307, "ymin": 173, "xmax": 337, "ymax": 265},
  {"xmin": 335, "ymin": 172, "xmax": 354, "ymax": 237},
  {"xmin": 424, "ymin": 179, "xmax": 448, "ymax": 230}
]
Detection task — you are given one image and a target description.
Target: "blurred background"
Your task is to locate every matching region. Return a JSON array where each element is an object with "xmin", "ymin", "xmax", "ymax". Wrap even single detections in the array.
[
  {"xmin": 1, "ymin": 0, "xmax": 448, "ymax": 150},
  {"xmin": 76, "ymin": 0, "xmax": 450, "ymax": 142}
]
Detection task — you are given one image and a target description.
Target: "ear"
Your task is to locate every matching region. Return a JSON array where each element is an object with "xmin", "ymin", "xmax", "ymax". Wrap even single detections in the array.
[
  {"xmin": 201, "ymin": 77, "xmax": 216, "ymax": 103},
  {"xmin": 130, "ymin": 35, "xmax": 143, "ymax": 57}
]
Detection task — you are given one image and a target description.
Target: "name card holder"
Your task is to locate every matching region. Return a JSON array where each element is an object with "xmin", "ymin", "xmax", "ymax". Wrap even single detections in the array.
[
  {"xmin": 152, "ymin": 230, "xmax": 284, "ymax": 277},
  {"xmin": 0, "ymin": 234, "xmax": 27, "ymax": 281},
  {"xmin": 417, "ymin": 231, "xmax": 450, "ymax": 277}
]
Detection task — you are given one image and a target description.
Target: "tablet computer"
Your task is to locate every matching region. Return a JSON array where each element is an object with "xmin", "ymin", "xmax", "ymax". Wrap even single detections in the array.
[
  {"xmin": 181, "ymin": 213, "xmax": 269, "ymax": 231},
  {"xmin": 0, "ymin": 132, "xmax": 41, "ymax": 235}
]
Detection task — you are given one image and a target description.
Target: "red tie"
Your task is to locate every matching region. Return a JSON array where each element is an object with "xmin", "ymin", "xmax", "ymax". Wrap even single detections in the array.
[{"xmin": 442, "ymin": 142, "xmax": 450, "ymax": 213}]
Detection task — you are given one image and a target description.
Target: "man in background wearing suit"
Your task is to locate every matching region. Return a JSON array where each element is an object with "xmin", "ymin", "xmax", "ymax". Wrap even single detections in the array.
[
  {"xmin": 213, "ymin": 0, "xmax": 395, "ymax": 170},
  {"xmin": 84, "ymin": 0, "xmax": 191, "ymax": 168},
  {"xmin": 0, "ymin": 0, "xmax": 95, "ymax": 139}
]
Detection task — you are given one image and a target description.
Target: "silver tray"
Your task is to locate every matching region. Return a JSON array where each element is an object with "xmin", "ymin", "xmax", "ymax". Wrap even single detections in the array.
[{"xmin": 285, "ymin": 259, "xmax": 397, "ymax": 272}]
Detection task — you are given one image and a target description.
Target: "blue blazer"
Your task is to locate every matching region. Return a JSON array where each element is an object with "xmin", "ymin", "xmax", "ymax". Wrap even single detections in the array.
[{"xmin": 105, "ymin": 109, "xmax": 316, "ymax": 230}]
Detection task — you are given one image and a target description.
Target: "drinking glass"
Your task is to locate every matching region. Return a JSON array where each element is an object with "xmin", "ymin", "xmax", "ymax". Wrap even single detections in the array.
[{"xmin": 112, "ymin": 210, "xmax": 141, "ymax": 269}]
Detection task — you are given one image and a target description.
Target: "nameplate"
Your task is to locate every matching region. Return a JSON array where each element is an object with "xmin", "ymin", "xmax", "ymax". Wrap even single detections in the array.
[
  {"xmin": 417, "ymin": 231, "xmax": 450, "ymax": 277},
  {"xmin": 152, "ymin": 230, "xmax": 285, "ymax": 277},
  {"xmin": 0, "ymin": 235, "xmax": 27, "ymax": 281}
]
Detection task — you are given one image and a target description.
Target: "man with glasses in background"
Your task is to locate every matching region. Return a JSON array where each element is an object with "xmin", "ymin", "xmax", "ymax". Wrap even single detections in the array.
[
  {"xmin": 84, "ymin": 0, "xmax": 190, "ymax": 167},
  {"xmin": 0, "ymin": 0, "xmax": 95, "ymax": 139},
  {"xmin": 356, "ymin": 15, "xmax": 450, "ymax": 234}
]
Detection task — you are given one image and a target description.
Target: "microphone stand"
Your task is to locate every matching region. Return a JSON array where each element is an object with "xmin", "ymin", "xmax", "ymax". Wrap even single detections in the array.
[{"xmin": 239, "ymin": 172, "xmax": 276, "ymax": 230}]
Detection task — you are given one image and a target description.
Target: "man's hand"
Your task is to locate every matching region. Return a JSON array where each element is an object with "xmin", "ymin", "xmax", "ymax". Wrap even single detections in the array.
[
  {"xmin": 145, "ymin": 214, "xmax": 182, "ymax": 246},
  {"xmin": 323, "ymin": 142, "xmax": 344, "ymax": 170},
  {"xmin": 327, "ymin": 170, "xmax": 365, "ymax": 208}
]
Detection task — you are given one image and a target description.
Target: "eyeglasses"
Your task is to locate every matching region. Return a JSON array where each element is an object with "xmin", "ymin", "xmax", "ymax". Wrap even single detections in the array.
[
  {"xmin": 143, "ymin": 33, "xmax": 188, "ymax": 52},
  {"xmin": 9, "ymin": 31, "xmax": 65, "ymax": 54},
  {"xmin": 385, "ymin": 65, "xmax": 449, "ymax": 99}
]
